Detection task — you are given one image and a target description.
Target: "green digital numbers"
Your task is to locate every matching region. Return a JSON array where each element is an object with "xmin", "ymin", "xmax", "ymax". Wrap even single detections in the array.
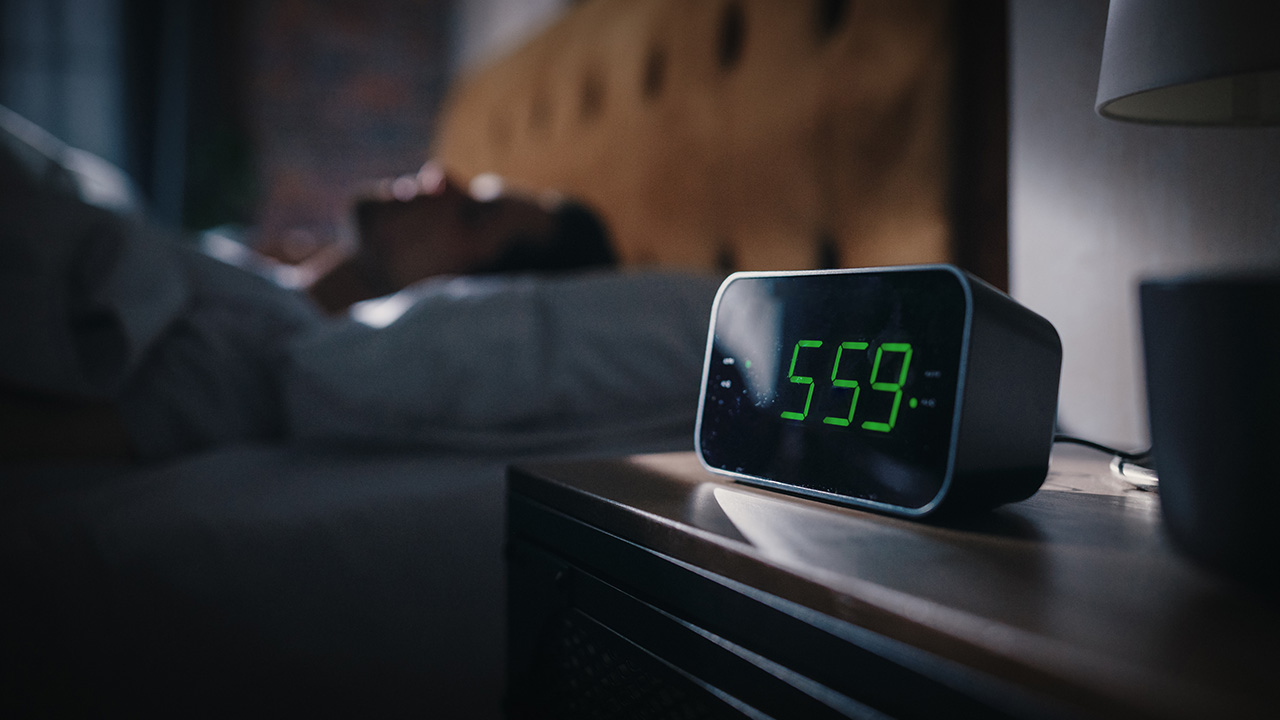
[
  {"xmin": 779, "ymin": 340, "xmax": 822, "ymax": 420},
  {"xmin": 861, "ymin": 343, "xmax": 913, "ymax": 433},
  {"xmin": 779, "ymin": 340, "xmax": 914, "ymax": 433},
  {"xmin": 822, "ymin": 341, "xmax": 867, "ymax": 426}
]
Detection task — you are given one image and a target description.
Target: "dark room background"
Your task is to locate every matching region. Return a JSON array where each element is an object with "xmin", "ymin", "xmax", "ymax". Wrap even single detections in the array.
[{"xmin": 0, "ymin": 0, "xmax": 459, "ymax": 261}]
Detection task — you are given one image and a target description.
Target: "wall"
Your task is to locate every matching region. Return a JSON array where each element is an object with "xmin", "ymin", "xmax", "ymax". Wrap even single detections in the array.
[
  {"xmin": 449, "ymin": 0, "xmax": 565, "ymax": 71},
  {"xmin": 1010, "ymin": 0, "xmax": 1280, "ymax": 448},
  {"xmin": 248, "ymin": 0, "xmax": 453, "ymax": 261}
]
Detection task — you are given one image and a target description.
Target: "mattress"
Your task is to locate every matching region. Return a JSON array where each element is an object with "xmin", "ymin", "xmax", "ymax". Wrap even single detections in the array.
[{"xmin": 0, "ymin": 437, "xmax": 684, "ymax": 716}]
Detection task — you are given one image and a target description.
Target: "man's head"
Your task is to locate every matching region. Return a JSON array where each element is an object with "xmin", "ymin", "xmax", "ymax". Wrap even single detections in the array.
[{"xmin": 352, "ymin": 164, "xmax": 615, "ymax": 292}]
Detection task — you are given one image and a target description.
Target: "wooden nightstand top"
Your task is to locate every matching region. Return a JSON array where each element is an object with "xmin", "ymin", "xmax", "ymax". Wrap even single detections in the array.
[{"xmin": 510, "ymin": 445, "xmax": 1280, "ymax": 719}]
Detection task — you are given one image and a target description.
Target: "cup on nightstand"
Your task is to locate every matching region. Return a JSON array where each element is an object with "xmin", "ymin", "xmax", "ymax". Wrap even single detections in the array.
[{"xmin": 1141, "ymin": 272, "xmax": 1280, "ymax": 594}]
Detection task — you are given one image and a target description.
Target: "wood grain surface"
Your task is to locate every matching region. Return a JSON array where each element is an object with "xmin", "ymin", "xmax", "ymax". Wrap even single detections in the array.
[{"xmin": 511, "ymin": 445, "xmax": 1280, "ymax": 719}]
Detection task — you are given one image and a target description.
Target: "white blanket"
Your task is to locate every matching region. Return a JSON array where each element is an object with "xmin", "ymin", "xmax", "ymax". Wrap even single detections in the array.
[
  {"xmin": 286, "ymin": 271, "xmax": 721, "ymax": 453},
  {"xmin": 1, "ymin": 106, "xmax": 722, "ymax": 459}
]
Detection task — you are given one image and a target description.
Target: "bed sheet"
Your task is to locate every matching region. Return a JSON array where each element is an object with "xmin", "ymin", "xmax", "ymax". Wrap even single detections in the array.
[{"xmin": 1, "ymin": 434, "xmax": 686, "ymax": 716}]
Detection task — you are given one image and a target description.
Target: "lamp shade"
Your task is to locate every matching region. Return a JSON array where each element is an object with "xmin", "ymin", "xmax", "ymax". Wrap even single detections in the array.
[{"xmin": 1096, "ymin": 0, "xmax": 1280, "ymax": 125}]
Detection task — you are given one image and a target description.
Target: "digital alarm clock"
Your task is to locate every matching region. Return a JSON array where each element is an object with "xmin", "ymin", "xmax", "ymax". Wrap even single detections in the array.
[{"xmin": 695, "ymin": 265, "xmax": 1062, "ymax": 517}]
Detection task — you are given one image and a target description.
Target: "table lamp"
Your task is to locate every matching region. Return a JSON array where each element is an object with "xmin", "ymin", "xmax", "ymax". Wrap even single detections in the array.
[
  {"xmin": 1095, "ymin": 0, "xmax": 1280, "ymax": 594},
  {"xmin": 1096, "ymin": 0, "xmax": 1280, "ymax": 125}
]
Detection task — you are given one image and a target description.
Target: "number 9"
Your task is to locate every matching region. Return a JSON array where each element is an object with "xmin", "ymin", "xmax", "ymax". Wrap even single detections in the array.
[{"xmin": 862, "ymin": 343, "xmax": 913, "ymax": 433}]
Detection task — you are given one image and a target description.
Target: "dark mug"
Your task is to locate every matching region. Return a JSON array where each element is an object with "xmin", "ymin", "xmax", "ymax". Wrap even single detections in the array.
[{"xmin": 1141, "ymin": 272, "xmax": 1280, "ymax": 594}]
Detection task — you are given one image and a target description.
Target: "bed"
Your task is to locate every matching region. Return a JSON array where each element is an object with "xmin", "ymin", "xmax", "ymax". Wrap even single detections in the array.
[
  {"xmin": 2, "ymin": 440, "xmax": 698, "ymax": 717},
  {"xmin": 0, "ymin": 101, "xmax": 717, "ymax": 716},
  {"xmin": 3, "ymin": 448, "xmax": 514, "ymax": 715},
  {"xmin": 1, "ymin": 0, "xmax": 1005, "ymax": 715}
]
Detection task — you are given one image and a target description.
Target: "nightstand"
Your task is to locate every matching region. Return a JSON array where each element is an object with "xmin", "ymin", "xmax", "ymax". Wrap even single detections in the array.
[{"xmin": 506, "ymin": 447, "xmax": 1279, "ymax": 719}]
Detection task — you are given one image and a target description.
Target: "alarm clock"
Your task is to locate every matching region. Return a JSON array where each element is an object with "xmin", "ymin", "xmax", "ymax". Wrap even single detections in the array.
[{"xmin": 695, "ymin": 265, "xmax": 1062, "ymax": 517}]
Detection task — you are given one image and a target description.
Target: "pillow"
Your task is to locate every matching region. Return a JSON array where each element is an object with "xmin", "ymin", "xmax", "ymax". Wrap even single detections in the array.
[{"xmin": 0, "ymin": 104, "xmax": 144, "ymax": 216}]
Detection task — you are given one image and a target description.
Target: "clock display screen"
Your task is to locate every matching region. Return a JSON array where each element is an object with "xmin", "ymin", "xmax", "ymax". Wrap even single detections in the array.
[{"xmin": 697, "ymin": 268, "xmax": 968, "ymax": 510}]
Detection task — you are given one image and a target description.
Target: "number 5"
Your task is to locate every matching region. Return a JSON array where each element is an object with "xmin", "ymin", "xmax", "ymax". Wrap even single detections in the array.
[
  {"xmin": 823, "ymin": 341, "xmax": 867, "ymax": 426},
  {"xmin": 780, "ymin": 340, "xmax": 822, "ymax": 421}
]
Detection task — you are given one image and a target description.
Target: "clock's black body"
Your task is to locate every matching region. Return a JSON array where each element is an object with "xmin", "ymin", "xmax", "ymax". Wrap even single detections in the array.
[{"xmin": 696, "ymin": 265, "xmax": 1063, "ymax": 517}]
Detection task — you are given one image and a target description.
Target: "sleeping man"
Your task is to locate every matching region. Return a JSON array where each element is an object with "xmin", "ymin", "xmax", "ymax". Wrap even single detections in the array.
[
  {"xmin": 0, "ymin": 106, "xmax": 721, "ymax": 463},
  {"xmin": 305, "ymin": 163, "xmax": 620, "ymax": 314}
]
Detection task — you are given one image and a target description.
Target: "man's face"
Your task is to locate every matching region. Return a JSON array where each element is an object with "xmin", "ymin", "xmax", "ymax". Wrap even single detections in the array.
[{"xmin": 361, "ymin": 164, "xmax": 557, "ymax": 289}]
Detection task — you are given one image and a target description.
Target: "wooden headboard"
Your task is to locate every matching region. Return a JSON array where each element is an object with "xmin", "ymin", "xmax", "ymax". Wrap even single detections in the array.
[{"xmin": 433, "ymin": 0, "xmax": 1006, "ymax": 286}]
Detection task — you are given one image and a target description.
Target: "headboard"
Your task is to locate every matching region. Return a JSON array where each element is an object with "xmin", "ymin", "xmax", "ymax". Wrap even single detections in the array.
[{"xmin": 432, "ymin": 0, "xmax": 1007, "ymax": 285}]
